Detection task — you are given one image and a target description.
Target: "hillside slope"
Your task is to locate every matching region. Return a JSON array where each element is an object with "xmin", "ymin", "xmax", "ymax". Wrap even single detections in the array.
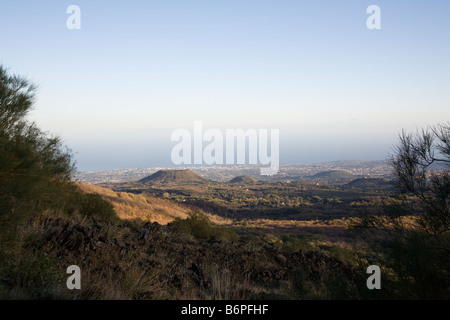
[
  {"xmin": 77, "ymin": 182, "xmax": 191, "ymax": 225},
  {"xmin": 77, "ymin": 182, "xmax": 229, "ymax": 225}
]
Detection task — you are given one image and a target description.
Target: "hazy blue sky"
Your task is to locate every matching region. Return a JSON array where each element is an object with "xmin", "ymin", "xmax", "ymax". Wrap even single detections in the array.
[{"xmin": 1, "ymin": 1, "xmax": 449, "ymax": 171}]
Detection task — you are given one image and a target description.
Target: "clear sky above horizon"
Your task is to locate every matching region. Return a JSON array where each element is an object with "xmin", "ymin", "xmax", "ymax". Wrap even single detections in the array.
[{"xmin": 1, "ymin": 1, "xmax": 449, "ymax": 171}]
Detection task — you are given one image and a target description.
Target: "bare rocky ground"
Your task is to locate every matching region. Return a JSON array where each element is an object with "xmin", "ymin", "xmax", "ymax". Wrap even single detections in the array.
[{"xmin": 24, "ymin": 215, "xmax": 369, "ymax": 300}]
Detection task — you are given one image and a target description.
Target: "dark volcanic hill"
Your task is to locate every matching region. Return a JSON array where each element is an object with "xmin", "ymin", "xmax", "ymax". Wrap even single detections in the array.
[
  {"xmin": 346, "ymin": 177, "xmax": 393, "ymax": 188},
  {"xmin": 139, "ymin": 169, "xmax": 207, "ymax": 184},
  {"xmin": 229, "ymin": 175, "xmax": 257, "ymax": 184}
]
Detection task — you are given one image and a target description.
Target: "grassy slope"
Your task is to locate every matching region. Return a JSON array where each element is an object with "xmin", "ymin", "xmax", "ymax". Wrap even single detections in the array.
[{"xmin": 76, "ymin": 182, "xmax": 230, "ymax": 225}]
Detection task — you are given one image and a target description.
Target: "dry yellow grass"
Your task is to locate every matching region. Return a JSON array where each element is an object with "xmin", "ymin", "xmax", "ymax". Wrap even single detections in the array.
[
  {"xmin": 76, "ymin": 182, "xmax": 189, "ymax": 224},
  {"xmin": 76, "ymin": 183, "xmax": 232, "ymax": 225}
]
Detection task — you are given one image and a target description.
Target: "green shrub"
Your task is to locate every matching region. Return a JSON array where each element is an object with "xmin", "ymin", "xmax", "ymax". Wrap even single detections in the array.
[
  {"xmin": 0, "ymin": 65, "xmax": 75, "ymax": 236},
  {"xmin": 170, "ymin": 210, "xmax": 239, "ymax": 241},
  {"xmin": 0, "ymin": 244, "xmax": 68, "ymax": 299},
  {"xmin": 79, "ymin": 193, "xmax": 117, "ymax": 220}
]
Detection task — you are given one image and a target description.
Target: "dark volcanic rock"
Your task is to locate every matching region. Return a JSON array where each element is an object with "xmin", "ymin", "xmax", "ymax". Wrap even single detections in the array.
[{"xmin": 31, "ymin": 216, "xmax": 365, "ymax": 299}]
